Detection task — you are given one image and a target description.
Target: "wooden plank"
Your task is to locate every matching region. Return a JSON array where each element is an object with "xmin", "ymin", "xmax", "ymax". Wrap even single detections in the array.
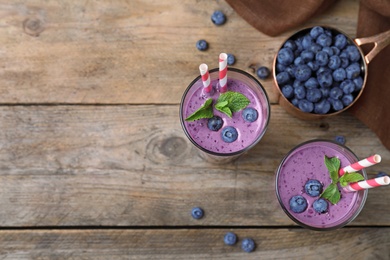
[
  {"xmin": 0, "ymin": 228, "xmax": 389, "ymax": 259},
  {"xmin": 0, "ymin": 105, "xmax": 388, "ymax": 226},
  {"xmin": 0, "ymin": 0, "xmax": 359, "ymax": 104}
]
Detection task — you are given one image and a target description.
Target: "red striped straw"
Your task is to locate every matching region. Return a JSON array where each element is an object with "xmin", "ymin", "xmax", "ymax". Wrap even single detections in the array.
[
  {"xmin": 219, "ymin": 53, "xmax": 228, "ymax": 93},
  {"xmin": 344, "ymin": 176, "xmax": 390, "ymax": 192},
  {"xmin": 199, "ymin": 63, "xmax": 212, "ymax": 93},
  {"xmin": 339, "ymin": 154, "xmax": 381, "ymax": 176}
]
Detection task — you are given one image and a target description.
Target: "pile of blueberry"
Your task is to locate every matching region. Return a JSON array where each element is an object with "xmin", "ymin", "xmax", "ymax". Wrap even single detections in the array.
[
  {"xmin": 275, "ymin": 26, "xmax": 364, "ymax": 114},
  {"xmin": 289, "ymin": 179, "xmax": 328, "ymax": 214}
]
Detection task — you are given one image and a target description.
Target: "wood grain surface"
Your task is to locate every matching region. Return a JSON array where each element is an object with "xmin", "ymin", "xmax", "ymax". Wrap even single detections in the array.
[{"xmin": 0, "ymin": 0, "xmax": 389, "ymax": 258}]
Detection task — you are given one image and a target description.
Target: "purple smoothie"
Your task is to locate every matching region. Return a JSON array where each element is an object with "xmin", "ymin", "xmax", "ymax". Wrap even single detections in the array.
[
  {"xmin": 276, "ymin": 140, "xmax": 367, "ymax": 230},
  {"xmin": 180, "ymin": 68, "xmax": 270, "ymax": 158}
]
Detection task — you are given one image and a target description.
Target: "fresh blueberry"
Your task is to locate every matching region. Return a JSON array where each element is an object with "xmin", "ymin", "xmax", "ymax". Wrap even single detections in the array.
[
  {"xmin": 211, "ymin": 10, "xmax": 226, "ymax": 25},
  {"xmin": 281, "ymin": 85, "xmax": 294, "ymax": 99},
  {"xmin": 242, "ymin": 107, "xmax": 258, "ymax": 122},
  {"xmin": 334, "ymin": 34, "xmax": 348, "ymax": 49},
  {"xmin": 224, "ymin": 232, "xmax": 237, "ymax": 246},
  {"xmin": 309, "ymin": 43, "xmax": 322, "ymax": 54},
  {"xmin": 353, "ymin": 76, "xmax": 364, "ymax": 90},
  {"xmin": 294, "ymin": 56, "xmax": 305, "ymax": 66},
  {"xmin": 227, "ymin": 54, "xmax": 236, "ymax": 65},
  {"xmin": 302, "ymin": 35, "xmax": 313, "ymax": 49},
  {"xmin": 329, "ymin": 98, "xmax": 344, "ymax": 111},
  {"xmin": 301, "ymin": 50, "xmax": 315, "ymax": 62},
  {"xmin": 306, "ymin": 88, "xmax": 322, "ymax": 103},
  {"xmin": 298, "ymin": 99, "xmax": 314, "ymax": 113},
  {"xmin": 276, "ymin": 63, "xmax": 286, "ymax": 73},
  {"xmin": 196, "ymin": 40, "xmax": 208, "ymax": 51},
  {"xmin": 307, "ymin": 61, "xmax": 319, "ymax": 72},
  {"xmin": 191, "ymin": 207, "xmax": 204, "ymax": 219},
  {"xmin": 289, "ymin": 195, "xmax": 308, "ymax": 213},
  {"xmin": 277, "ymin": 48, "xmax": 295, "ymax": 65},
  {"xmin": 328, "ymin": 55, "xmax": 341, "ymax": 70},
  {"xmin": 316, "ymin": 66, "xmax": 332, "ymax": 76},
  {"xmin": 294, "ymin": 85, "xmax": 306, "ymax": 99},
  {"xmin": 316, "ymin": 33, "xmax": 332, "ymax": 47},
  {"xmin": 345, "ymin": 45, "xmax": 361, "ymax": 62},
  {"xmin": 284, "ymin": 39, "xmax": 297, "ymax": 50},
  {"xmin": 317, "ymin": 70, "xmax": 333, "ymax": 88},
  {"xmin": 221, "ymin": 126, "xmax": 238, "ymax": 143},
  {"xmin": 342, "ymin": 94, "xmax": 354, "ymax": 106},
  {"xmin": 291, "ymin": 98, "xmax": 299, "ymax": 107},
  {"xmin": 294, "ymin": 64, "xmax": 312, "ymax": 81},
  {"xmin": 207, "ymin": 116, "xmax": 223, "ymax": 131},
  {"xmin": 340, "ymin": 57, "xmax": 349, "ymax": 68},
  {"xmin": 276, "ymin": 71, "xmax": 290, "ymax": 85},
  {"xmin": 332, "ymin": 68, "xmax": 346, "ymax": 82},
  {"xmin": 304, "ymin": 77, "xmax": 319, "ymax": 89},
  {"xmin": 305, "ymin": 179, "xmax": 323, "ymax": 197},
  {"xmin": 331, "ymin": 46, "xmax": 341, "ymax": 55},
  {"xmin": 322, "ymin": 47, "xmax": 334, "ymax": 56},
  {"xmin": 346, "ymin": 63, "xmax": 361, "ymax": 79},
  {"xmin": 293, "ymin": 79, "xmax": 304, "ymax": 89},
  {"xmin": 340, "ymin": 79, "xmax": 355, "ymax": 94},
  {"xmin": 329, "ymin": 87, "xmax": 343, "ymax": 99},
  {"xmin": 313, "ymin": 198, "xmax": 328, "ymax": 213},
  {"xmin": 335, "ymin": 135, "xmax": 346, "ymax": 145},
  {"xmin": 256, "ymin": 66, "xmax": 270, "ymax": 79},
  {"xmin": 314, "ymin": 99, "xmax": 331, "ymax": 114},
  {"xmin": 310, "ymin": 26, "xmax": 325, "ymax": 39},
  {"xmin": 241, "ymin": 238, "xmax": 255, "ymax": 253},
  {"xmin": 285, "ymin": 65, "xmax": 295, "ymax": 78},
  {"xmin": 377, "ymin": 172, "xmax": 389, "ymax": 178},
  {"xmin": 315, "ymin": 51, "xmax": 329, "ymax": 66}
]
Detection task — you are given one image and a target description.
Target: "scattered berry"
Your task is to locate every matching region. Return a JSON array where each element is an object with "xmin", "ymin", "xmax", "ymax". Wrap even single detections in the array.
[
  {"xmin": 242, "ymin": 107, "xmax": 258, "ymax": 122},
  {"xmin": 335, "ymin": 135, "xmax": 346, "ymax": 145},
  {"xmin": 313, "ymin": 198, "xmax": 328, "ymax": 213},
  {"xmin": 241, "ymin": 238, "xmax": 255, "ymax": 253},
  {"xmin": 289, "ymin": 195, "xmax": 308, "ymax": 213},
  {"xmin": 256, "ymin": 66, "xmax": 270, "ymax": 79},
  {"xmin": 221, "ymin": 126, "xmax": 238, "ymax": 143},
  {"xmin": 227, "ymin": 54, "xmax": 236, "ymax": 65},
  {"xmin": 196, "ymin": 40, "xmax": 208, "ymax": 51},
  {"xmin": 211, "ymin": 10, "xmax": 226, "ymax": 26},
  {"xmin": 304, "ymin": 179, "xmax": 323, "ymax": 197},
  {"xmin": 191, "ymin": 207, "xmax": 204, "ymax": 219},
  {"xmin": 376, "ymin": 172, "xmax": 389, "ymax": 178},
  {"xmin": 207, "ymin": 116, "xmax": 223, "ymax": 131},
  {"xmin": 223, "ymin": 232, "xmax": 237, "ymax": 246}
]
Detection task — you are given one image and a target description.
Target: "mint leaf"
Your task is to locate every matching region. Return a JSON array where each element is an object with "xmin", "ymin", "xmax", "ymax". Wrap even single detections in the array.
[
  {"xmin": 185, "ymin": 98, "xmax": 213, "ymax": 121},
  {"xmin": 324, "ymin": 156, "xmax": 340, "ymax": 183},
  {"xmin": 215, "ymin": 100, "xmax": 228, "ymax": 110},
  {"xmin": 320, "ymin": 183, "xmax": 340, "ymax": 205},
  {"xmin": 217, "ymin": 106, "xmax": 232, "ymax": 118},
  {"xmin": 339, "ymin": 172, "xmax": 365, "ymax": 187},
  {"xmin": 217, "ymin": 91, "xmax": 250, "ymax": 113}
]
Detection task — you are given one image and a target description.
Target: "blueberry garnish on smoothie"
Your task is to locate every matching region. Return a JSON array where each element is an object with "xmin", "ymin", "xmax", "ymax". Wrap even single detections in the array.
[{"xmin": 304, "ymin": 179, "xmax": 323, "ymax": 197}]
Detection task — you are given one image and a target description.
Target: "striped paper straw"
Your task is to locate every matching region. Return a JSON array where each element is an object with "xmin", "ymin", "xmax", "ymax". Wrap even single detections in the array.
[
  {"xmin": 219, "ymin": 53, "xmax": 228, "ymax": 93},
  {"xmin": 199, "ymin": 63, "xmax": 212, "ymax": 93},
  {"xmin": 339, "ymin": 154, "xmax": 381, "ymax": 176},
  {"xmin": 344, "ymin": 176, "xmax": 390, "ymax": 192}
]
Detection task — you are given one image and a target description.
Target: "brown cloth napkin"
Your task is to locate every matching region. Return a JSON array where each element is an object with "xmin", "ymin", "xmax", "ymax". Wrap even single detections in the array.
[{"xmin": 226, "ymin": 0, "xmax": 390, "ymax": 150}]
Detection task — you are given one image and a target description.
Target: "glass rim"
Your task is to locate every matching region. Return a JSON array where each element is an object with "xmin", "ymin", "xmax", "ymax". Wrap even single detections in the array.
[
  {"xmin": 275, "ymin": 139, "xmax": 368, "ymax": 231},
  {"xmin": 179, "ymin": 67, "xmax": 271, "ymax": 157}
]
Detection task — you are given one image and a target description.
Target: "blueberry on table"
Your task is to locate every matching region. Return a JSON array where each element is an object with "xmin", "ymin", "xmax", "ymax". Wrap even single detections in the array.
[
  {"xmin": 227, "ymin": 54, "xmax": 236, "ymax": 65},
  {"xmin": 277, "ymin": 47, "xmax": 294, "ymax": 65},
  {"xmin": 313, "ymin": 198, "xmax": 328, "ymax": 213},
  {"xmin": 294, "ymin": 64, "xmax": 312, "ymax": 82},
  {"xmin": 191, "ymin": 207, "xmax": 204, "ymax": 219},
  {"xmin": 196, "ymin": 40, "xmax": 208, "ymax": 51},
  {"xmin": 211, "ymin": 10, "xmax": 226, "ymax": 26},
  {"xmin": 223, "ymin": 232, "xmax": 237, "ymax": 246},
  {"xmin": 305, "ymin": 179, "xmax": 323, "ymax": 197},
  {"xmin": 256, "ymin": 66, "xmax": 270, "ymax": 79},
  {"xmin": 289, "ymin": 195, "xmax": 308, "ymax": 213},
  {"xmin": 221, "ymin": 126, "xmax": 238, "ymax": 143},
  {"xmin": 241, "ymin": 238, "xmax": 255, "ymax": 253},
  {"xmin": 242, "ymin": 107, "xmax": 258, "ymax": 122},
  {"xmin": 207, "ymin": 116, "xmax": 223, "ymax": 131},
  {"xmin": 298, "ymin": 99, "xmax": 314, "ymax": 113},
  {"xmin": 335, "ymin": 135, "xmax": 346, "ymax": 145},
  {"xmin": 314, "ymin": 99, "xmax": 331, "ymax": 114}
]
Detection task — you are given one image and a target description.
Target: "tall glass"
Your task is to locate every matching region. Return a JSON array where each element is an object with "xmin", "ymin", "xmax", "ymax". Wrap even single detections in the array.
[
  {"xmin": 275, "ymin": 139, "xmax": 368, "ymax": 230},
  {"xmin": 180, "ymin": 68, "xmax": 270, "ymax": 163}
]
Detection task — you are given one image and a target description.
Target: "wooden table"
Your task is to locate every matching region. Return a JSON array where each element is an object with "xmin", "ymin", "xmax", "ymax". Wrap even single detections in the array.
[{"xmin": 0, "ymin": 0, "xmax": 389, "ymax": 258}]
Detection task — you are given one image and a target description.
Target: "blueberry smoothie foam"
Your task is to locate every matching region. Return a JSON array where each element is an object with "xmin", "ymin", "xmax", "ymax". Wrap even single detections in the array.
[
  {"xmin": 276, "ymin": 140, "xmax": 367, "ymax": 230},
  {"xmin": 180, "ymin": 68, "xmax": 270, "ymax": 158}
]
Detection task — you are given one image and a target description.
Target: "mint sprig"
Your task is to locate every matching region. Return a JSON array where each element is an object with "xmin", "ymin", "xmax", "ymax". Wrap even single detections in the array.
[
  {"xmin": 185, "ymin": 98, "xmax": 213, "ymax": 121},
  {"xmin": 215, "ymin": 91, "xmax": 250, "ymax": 118},
  {"xmin": 320, "ymin": 156, "xmax": 365, "ymax": 205}
]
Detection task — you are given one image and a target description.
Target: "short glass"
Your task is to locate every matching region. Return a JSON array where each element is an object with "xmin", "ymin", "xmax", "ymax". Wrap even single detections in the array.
[
  {"xmin": 180, "ymin": 68, "xmax": 270, "ymax": 163},
  {"xmin": 275, "ymin": 139, "xmax": 368, "ymax": 230}
]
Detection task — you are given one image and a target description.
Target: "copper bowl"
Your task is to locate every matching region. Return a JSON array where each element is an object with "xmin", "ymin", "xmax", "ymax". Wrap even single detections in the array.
[{"xmin": 273, "ymin": 26, "xmax": 390, "ymax": 120}]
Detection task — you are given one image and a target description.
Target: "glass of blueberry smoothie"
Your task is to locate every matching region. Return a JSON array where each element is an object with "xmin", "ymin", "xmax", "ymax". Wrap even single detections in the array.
[
  {"xmin": 275, "ymin": 139, "xmax": 368, "ymax": 230},
  {"xmin": 180, "ymin": 67, "xmax": 270, "ymax": 163}
]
